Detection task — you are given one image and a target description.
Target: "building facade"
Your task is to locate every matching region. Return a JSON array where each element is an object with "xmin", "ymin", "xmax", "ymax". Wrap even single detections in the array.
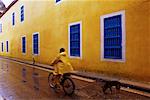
[{"xmin": 0, "ymin": 0, "xmax": 149, "ymax": 82}]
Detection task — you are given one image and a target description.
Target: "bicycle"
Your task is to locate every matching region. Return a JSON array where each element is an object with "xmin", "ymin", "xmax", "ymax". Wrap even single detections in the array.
[{"xmin": 48, "ymin": 72, "xmax": 75, "ymax": 95}]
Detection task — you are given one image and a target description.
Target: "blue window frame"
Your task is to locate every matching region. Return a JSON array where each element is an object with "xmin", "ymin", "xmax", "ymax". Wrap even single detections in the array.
[
  {"xmin": 20, "ymin": 5, "xmax": 24, "ymax": 22},
  {"xmin": 22, "ymin": 37, "xmax": 26, "ymax": 53},
  {"xmin": 12, "ymin": 12, "xmax": 15, "ymax": 26},
  {"xmin": 56, "ymin": 0, "xmax": 61, "ymax": 3},
  {"xmin": 1, "ymin": 42, "xmax": 3, "ymax": 52},
  {"xmin": 6, "ymin": 41, "xmax": 8, "ymax": 52},
  {"xmin": 104, "ymin": 15, "xmax": 122, "ymax": 59},
  {"xmin": 33, "ymin": 33, "xmax": 39, "ymax": 54},
  {"xmin": 70, "ymin": 24, "xmax": 80, "ymax": 57}
]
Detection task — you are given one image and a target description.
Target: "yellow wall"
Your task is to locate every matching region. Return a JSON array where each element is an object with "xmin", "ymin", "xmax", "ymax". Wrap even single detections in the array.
[{"xmin": 0, "ymin": 0, "xmax": 149, "ymax": 82}]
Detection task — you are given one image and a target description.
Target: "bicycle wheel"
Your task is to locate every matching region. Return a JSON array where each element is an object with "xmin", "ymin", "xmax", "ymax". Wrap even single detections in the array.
[
  {"xmin": 62, "ymin": 77, "xmax": 75, "ymax": 95},
  {"xmin": 48, "ymin": 73, "xmax": 55, "ymax": 88}
]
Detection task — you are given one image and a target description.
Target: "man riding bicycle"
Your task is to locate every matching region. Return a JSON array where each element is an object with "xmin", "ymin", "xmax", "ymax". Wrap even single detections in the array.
[{"xmin": 50, "ymin": 48, "xmax": 74, "ymax": 87}]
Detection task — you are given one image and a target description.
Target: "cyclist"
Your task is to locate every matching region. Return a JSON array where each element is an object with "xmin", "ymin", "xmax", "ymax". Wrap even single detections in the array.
[{"xmin": 50, "ymin": 48, "xmax": 74, "ymax": 87}]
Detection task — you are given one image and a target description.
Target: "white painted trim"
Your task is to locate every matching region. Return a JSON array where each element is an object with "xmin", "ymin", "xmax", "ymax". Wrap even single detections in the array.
[
  {"xmin": 100, "ymin": 10, "xmax": 126, "ymax": 62},
  {"xmin": 55, "ymin": 0, "xmax": 63, "ymax": 5},
  {"xmin": 32, "ymin": 32, "xmax": 40, "ymax": 56},
  {"xmin": 21, "ymin": 35, "xmax": 27, "ymax": 55},
  {"xmin": 68, "ymin": 21, "xmax": 82, "ymax": 59}
]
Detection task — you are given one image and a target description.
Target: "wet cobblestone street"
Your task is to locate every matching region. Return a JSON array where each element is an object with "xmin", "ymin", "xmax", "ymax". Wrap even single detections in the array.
[{"xmin": 0, "ymin": 58, "xmax": 149, "ymax": 100}]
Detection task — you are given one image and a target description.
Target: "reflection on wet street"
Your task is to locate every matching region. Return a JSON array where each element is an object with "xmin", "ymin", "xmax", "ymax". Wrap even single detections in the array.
[
  {"xmin": 0, "ymin": 58, "xmax": 149, "ymax": 100},
  {"xmin": 0, "ymin": 58, "xmax": 80, "ymax": 100}
]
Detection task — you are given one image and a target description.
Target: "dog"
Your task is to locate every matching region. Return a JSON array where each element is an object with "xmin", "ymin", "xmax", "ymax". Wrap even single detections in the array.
[{"xmin": 102, "ymin": 81, "xmax": 121, "ymax": 94}]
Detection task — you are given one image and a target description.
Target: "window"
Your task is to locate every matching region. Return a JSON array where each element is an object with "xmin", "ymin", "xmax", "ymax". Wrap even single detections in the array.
[
  {"xmin": 1, "ymin": 42, "xmax": 3, "ymax": 52},
  {"xmin": 56, "ymin": 0, "xmax": 62, "ymax": 4},
  {"xmin": 12, "ymin": 12, "xmax": 15, "ymax": 26},
  {"xmin": 6, "ymin": 41, "xmax": 8, "ymax": 52},
  {"xmin": 33, "ymin": 33, "xmax": 39, "ymax": 55},
  {"xmin": 69, "ymin": 21, "xmax": 82, "ymax": 58},
  {"xmin": 20, "ymin": 5, "xmax": 24, "ymax": 22},
  {"xmin": 101, "ymin": 10, "xmax": 125, "ymax": 62},
  {"xmin": 0, "ymin": 24, "xmax": 2, "ymax": 33},
  {"xmin": 22, "ymin": 36, "xmax": 26, "ymax": 53}
]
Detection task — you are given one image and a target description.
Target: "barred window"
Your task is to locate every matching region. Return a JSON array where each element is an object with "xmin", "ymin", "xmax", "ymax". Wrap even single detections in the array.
[
  {"xmin": 56, "ymin": 0, "xmax": 61, "ymax": 3},
  {"xmin": 33, "ymin": 33, "xmax": 39, "ymax": 54},
  {"xmin": 20, "ymin": 5, "xmax": 24, "ymax": 22},
  {"xmin": 12, "ymin": 12, "xmax": 15, "ymax": 26},
  {"xmin": 22, "ymin": 37, "xmax": 26, "ymax": 53},
  {"xmin": 0, "ymin": 24, "xmax": 2, "ymax": 33},
  {"xmin": 6, "ymin": 41, "xmax": 9, "ymax": 52},
  {"xmin": 101, "ymin": 11, "xmax": 125, "ymax": 62},
  {"xmin": 69, "ymin": 22, "xmax": 82, "ymax": 58},
  {"xmin": 104, "ymin": 15, "xmax": 122, "ymax": 59},
  {"xmin": 1, "ymin": 42, "xmax": 3, "ymax": 52}
]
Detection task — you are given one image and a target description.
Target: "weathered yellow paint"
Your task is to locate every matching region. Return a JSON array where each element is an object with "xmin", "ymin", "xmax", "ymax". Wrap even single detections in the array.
[{"xmin": 0, "ymin": 0, "xmax": 149, "ymax": 82}]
